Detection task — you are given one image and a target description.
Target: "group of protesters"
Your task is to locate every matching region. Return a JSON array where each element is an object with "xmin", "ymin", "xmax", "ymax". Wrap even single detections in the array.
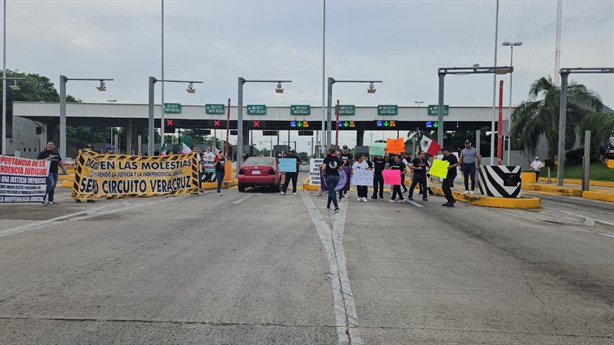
[{"xmin": 319, "ymin": 140, "xmax": 481, "ymax": 213}]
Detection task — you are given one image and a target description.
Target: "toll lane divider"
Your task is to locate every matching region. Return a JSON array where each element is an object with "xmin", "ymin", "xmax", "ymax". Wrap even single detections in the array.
[{"xmin": 430, "ymin": 186, "xmax": 541, "ymax": 209}]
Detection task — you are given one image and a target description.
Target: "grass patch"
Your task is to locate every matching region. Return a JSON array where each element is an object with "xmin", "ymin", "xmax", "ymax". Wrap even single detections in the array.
[{"xmin": 564, "ymin": 163, "xmax": 614, "ymax": 181}]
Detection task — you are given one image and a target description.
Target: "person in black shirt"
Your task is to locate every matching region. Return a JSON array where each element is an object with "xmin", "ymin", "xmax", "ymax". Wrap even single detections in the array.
[
  {"xmin": 281, "ymin": 149, "xmax": 302, "ymax": 195},
  {"xmin": 371, "ymin": 155, "xmax": 386, "ymax": 199},
  {"xmin": 408, "ymin": 151, "xmax": 430, "ymax": 201},
  {"xmin": 37, "ymin": 141, "xmax": 66, "ymax": 205},
  {"xmin": 339, "ymin": 145, "xmax": 353, "ymax": 164},
  {"xmin": 388, "ymin": 154, "xmax": 406, "ymax": 203},
  {"xmin": 321, "ymin": 148, "xmax": 343, "ymax": 213},
  {"xmin": 441, "ymin": 147, "xmax": 459, "ymax": 207}
]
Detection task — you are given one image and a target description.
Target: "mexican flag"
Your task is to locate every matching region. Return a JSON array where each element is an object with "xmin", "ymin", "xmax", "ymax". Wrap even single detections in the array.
[
  {"xmin": 181, "ymin": 134, "xmax": 192, "ymax": 154},
  {"xmin": 420, "ymin": 135, "xmax": 442, "ymax": 156},
  {"xmin": 160, "ymin": 142, "xmax": 167, "ymax": 156}
]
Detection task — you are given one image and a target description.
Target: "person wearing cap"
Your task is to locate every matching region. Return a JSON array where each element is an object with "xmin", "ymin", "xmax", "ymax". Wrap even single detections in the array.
[
  {"xmin": 459, "ymin": 140, "xmax": 481, "ymax": 195},
  {"xmin": 340, "ymin": 145, "xmax": 353, "ymax": 164},
  {"xmin": 281, "ymin": 149, "xmax": 302, "ymax": 195},
  {"xmin": 530, "ymin": 156, "xmax": 543, "ymax": 183},
  {"xmin": 105, "ymin": 145, "xmax": 115, "ymax": 154}
]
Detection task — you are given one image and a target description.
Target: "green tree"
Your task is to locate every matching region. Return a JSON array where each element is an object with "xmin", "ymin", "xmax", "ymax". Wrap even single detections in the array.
[
  {"xmin": 579, "ymin": 112, "xmax": 614, "ymax": 157},
  {"xmin": 510, "ymin": 76, "xmax": 602, "ymax": 159}
]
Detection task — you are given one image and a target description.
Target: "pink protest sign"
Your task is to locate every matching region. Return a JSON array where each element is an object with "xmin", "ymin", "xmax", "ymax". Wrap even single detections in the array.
[{"xmin": 382, "ymin": 170, "xmax": 401, "ymax": 185}]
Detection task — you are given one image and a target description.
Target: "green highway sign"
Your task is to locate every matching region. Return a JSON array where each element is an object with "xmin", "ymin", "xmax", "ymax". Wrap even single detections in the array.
[
  {"xmin": 338, "ymin": 105, "xmax": 355, "ymax": 116},
  {"xmin": 377, "ymin": 105, "xmax": 398, "ymax": 116},
  {"xmin": 427, "ymin": 104, "xmax": 449, "ymax": 116},
  {"xmin": 164, "ymin": 103, "xmax": 182, "ymax": 114},
  {"xmin": 247, "ymin": 104, "xmax": 267, "ymax": 115},
  {"xmin": 291, "ymin": 105, "xmax": 311, "ymax": 115},
  {"xmin": 205, "ymin": 104, "xmax": 225, "ymax": 115}
]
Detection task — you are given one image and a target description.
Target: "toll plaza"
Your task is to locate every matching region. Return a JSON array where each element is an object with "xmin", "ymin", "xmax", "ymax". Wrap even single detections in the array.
[{"xmin": 13, "ymin": 102, "xmax": 497, "ymax": 154}]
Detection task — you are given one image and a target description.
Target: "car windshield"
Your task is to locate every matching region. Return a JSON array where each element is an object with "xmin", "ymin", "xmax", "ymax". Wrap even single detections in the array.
[{"xmin": 244, "ymin": 157, "xmax": 274, "ymax": 166}]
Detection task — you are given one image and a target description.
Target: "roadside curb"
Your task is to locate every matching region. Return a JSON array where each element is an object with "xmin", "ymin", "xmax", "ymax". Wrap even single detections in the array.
[
  {"xmin": 582, "ymin": 190, "xmax": 614, "ymax": 202},
  {"xmin": 522, "ymin": 183, "xmax": 583, "ymax": 196},
  {"xmin": 430, "ymin": 186, "xmax": 541, "ymax": 209}
]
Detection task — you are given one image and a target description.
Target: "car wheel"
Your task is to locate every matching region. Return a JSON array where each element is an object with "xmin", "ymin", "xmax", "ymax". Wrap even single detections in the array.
[{"xmin": 238, "ymin": 184, "xmax": 246, "ymax": 192}]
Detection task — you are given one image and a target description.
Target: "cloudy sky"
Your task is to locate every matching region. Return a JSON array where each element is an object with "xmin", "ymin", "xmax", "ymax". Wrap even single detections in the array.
[{"xmin": 6, "ymin": 0, "xmax": 614, "ymax": 153}]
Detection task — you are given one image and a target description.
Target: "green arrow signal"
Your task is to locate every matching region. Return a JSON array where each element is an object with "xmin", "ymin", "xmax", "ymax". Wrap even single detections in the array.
[
  {"xmin": 297, "ymin": 121, "xmax": 303, "ymax": 127},
  {"xmin": 343, "ymin": 121, "xmax": 349, "ymax": 127},
  {"xmin": 383, "ymin": 121, "xmax": 389, "ymax": 127},
  {"xmin": 433, "ymin": 122, "xmax": 439, "ymax": 128}
]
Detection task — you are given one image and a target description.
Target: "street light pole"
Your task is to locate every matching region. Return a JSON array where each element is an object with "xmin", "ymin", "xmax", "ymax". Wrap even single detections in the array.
[
  {"xmin": 326, "ymin": 78, "xmax": 382, "ymax": 150},
  {"xmin": 2, "ymin": 0, "xmax": 6, "ymax": 155},
  {"xmin": 437, "ymin": 66, "xmax": 513, "ymax": 150},
  {"xmin": 147, "ymin": 77, "xmax": 203, "ymax": 155},
  {"xmin": 555, "ymin": 67, "xmax": 613, "ymax": 186},
  {"xmin": 59, "ymin": 76, "xmax": 113, "ymax": 160},
  {"xmin": 502, "ymin": 41, "xmax": 522, "ymax": 165},
  {"xmin": 237, "ymin": 78, "xmax": 291, "ymax": 175}
]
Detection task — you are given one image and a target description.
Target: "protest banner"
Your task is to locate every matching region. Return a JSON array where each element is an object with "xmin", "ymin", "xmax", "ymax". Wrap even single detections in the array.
[
  {"xmin": 0, "ymin": 155, "xmax": 50, "ymax": 203},
  {"xmin": 320, "ymin": 169, "xmax": 347, "ymax": 191},
  {"xmin": 309, "ymin": 159, "xmax": 323, "ymax": 185},
  {"xmin": 382, "ymin": 169, "xmax": 401, "ymax": 185},
  {"xmin": 72, "ymin": 150, "xmax": 199, "ymax": 199},
  {"xmin": 429, "ymin": 159, "xmax": 450, "ymax": 179},
  {"xmin": 351, "ymin": 169, "xmax": 374, "ymax": 186},
  {"xmin": 386, "ymin": 138, "xmax": 405, "ymax": 154},
  {"xmin": 369, "ymin": 143, "xmax": 386, "ymax": 156},
  {"xmin": 279, "ymin": 158, "xmax": 297, "ymax": 173}
]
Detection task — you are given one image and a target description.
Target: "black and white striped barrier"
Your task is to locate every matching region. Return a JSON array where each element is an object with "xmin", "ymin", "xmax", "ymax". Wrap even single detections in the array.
[{"xmin": 478, "ymin": 165, "xmax": 522, "ymax": 198}]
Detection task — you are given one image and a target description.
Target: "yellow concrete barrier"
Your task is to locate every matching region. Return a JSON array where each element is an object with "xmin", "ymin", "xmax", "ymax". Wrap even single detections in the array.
[
  {"xmin": 607, "ymin": 159, "xmax": 614, "ymax": 169},
  {"xmin": 521, "ymin": 171, "xmax": 536, "ymax": 183},
  {"xmin": 430, "ymin": 186, "xmax": 541, "ymax": 209},
  {"xmin": 582, "ymin": 190, "xmax": 614, "ymax": 202},
  {"xmin": 522, "ymin": 183, "xmax": 583, "ymax": 196}
]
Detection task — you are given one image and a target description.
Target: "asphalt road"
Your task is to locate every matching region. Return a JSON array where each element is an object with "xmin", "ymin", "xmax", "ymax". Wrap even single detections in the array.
[{"xmin": 1, "ymin": 186, "xmax": 612, "ymax": 344}]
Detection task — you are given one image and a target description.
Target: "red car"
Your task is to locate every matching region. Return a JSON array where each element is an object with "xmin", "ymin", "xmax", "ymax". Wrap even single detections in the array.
[{"xmin": 238, "ymin": 157, "xmax": 282, "ymax": 192}]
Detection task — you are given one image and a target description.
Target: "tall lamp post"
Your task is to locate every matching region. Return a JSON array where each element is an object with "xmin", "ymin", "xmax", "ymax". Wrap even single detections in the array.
[
  {"xmin": 59, "ymin": 76, "xmax": 113, "ymax": 160},
  {"xmin": 326, "ymin": 78, "xmax": 382, "ymax": 149},
  {"xmin": 147, "ymin": 77, "xmax": 202, "ymax": 156},
  {"xmin": 1, "ymin": 75, "xmax": 23, "ymax": 155},
  {"xmin": 237, "ymin": 78, "xmax": 291, "ymax": 175},
  {"xmin": 557, "ymin": 67, "xmax": 613, "ymax": 186},
  {"xmin": 437, "ymin": 66, "xmax": 513, "ymax": 147},
  {"xmin": 502, "ymin": 41, "xmax": 522, "ymax": 165},
  {"xmin": 414, "ymin": 100, "xmax": 424, "ymax": 107}
]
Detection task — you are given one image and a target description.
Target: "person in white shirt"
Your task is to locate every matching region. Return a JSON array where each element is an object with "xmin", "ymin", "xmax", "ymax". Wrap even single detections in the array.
[
  {"xmin": 530, "ymin": 156, "xmax": 543, "ymax": 183},
  {"xmin": 202, "ymin": 146, "xmax": 216, "ymax": 182},
  {"xmin": 352, "ymin": 154, "xmax": 370, "ymax": 202}
]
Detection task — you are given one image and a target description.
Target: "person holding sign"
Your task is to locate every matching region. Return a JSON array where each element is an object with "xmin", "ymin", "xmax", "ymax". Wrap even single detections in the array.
[
  {"xmin": 371, "ymin": 155, "xmax": 386, "ymax": 199},
  {"xmin": 352, "ymin": 154, "xmax": 370, "ymax": 202},
  {"xmin": 408, "ymin": 151, "xmax": 430, "ymax": 201},
  {"xmin": 202, "ymin": 146, "xmax": 216, "ymax": 183},
  {"xmin": 37, "ymin": 141, "xmax": 66, "ymax": 205},
  {"xmin": 388, "ymin": 154, "xmax": 406, "ymax": 203},
  {"xmin": 441, "ymin": 147, "xmax": 460, "ymax": 207},
  {"xmin": 281, "ymin": 149, "xmax": 301, "ymax": 195},
  {"xmin": 214, "ymin": 152, "xmax": 227, "ymax": 196},
  {"xmin": 321, "ymin": 148, "xmax": 343, "ymax": 213}
]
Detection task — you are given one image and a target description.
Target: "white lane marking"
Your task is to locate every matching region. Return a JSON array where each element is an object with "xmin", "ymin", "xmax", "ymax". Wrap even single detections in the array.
[
  {"xmin": 232, "ymin": 194, "xmax": 256, "ymax": 204},
  {"xmin": 407, "ymin": 200, "xmax": 424, "ymax": 208},
  {"xmin": 0, "ymin": 197, "xmax": 178, "ymax": 238},
  {"xmin": 563, "ymin": 226, "xmax": 614, "ymax": 239},
  {"xmin": 560, "ymin": 210, "xmax": 614, "ymax": 227},
  {"xmin": 302, "ymin": 192, "xmax": 362, "ymax": 345}
]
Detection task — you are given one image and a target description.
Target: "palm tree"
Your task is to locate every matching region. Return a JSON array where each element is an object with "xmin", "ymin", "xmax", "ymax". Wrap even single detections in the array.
[
  {"xmin": 510, "ymin": 76, "xmax": 603, "ymax": 159},
  {"xmin": 579, "ymin": 112, "xmax": 614, "ymax": 157}
]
